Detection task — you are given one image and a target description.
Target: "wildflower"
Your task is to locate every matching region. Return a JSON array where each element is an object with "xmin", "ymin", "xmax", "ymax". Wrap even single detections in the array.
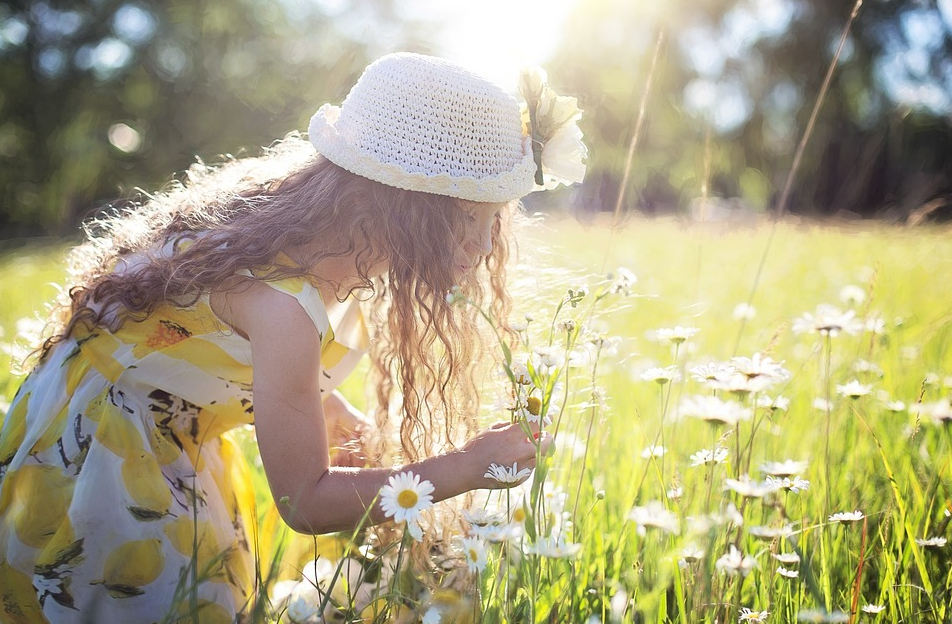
[
  {"xmin": 640, "ymin": 366, "xmax": 681, "ymax": 385},
  {"xmin": 557, "ymin": 318, "xmax": 577, "ymax": 333},
  {"xmin": 462, "ymin": 507, "xmax": 506, "ymax": 529},
  {"xmin": 690, "ymin": 362, "xmax": 738, "ymax": 385},
  {"xmin": 864, "ymin": 316, "xmax": 886, "ymax": 335},
  {"xmin": 533, "ymin": 346, "xmax": 562, "ymax": 369},
  {"xmin": 628, "ymin": 501, "xmax": 680, "ymax": 535},
  {"xmin": 690, "ymin": 447, "xmax": 729, "ymax": 467},
  {"xmin": 839, "ymin": 284, "xmax": 866, "ymax": 306},
  {"xmin": 733, "ymin": 302, "xmax": 757, "ymax": 321},
  {"xmin": 459, "ymin": 537, "xmax": 488, "ymax": 572},
  {"xmin": 812, "ymin": 397, "xmax": 833, "ymax": 412},
  {"xmin": 828, "ymin": 510, "xmax": 865, "ymax": 524},
  {"xmin": 379, "ymin": 471, "xmax": 435, "ymax": 524},
  {"xmin": 640, "ymin": 445, "xmax": 667, "ymax": 459},
  {"xmin": 757, "ymin": 394, "xmax": 790, "ymax": 411},
  {"xmin": 915, "ymin": 536, "xmax": 947, "ymax": 548},
  {"xmin": 610, "ymin": 267, "xmax": 637, "ymax": 295},
  {"xmin": 286, "ymin": 590, "xmax": 322, "ymax": 624},
  {"xmin": 852, "ymin": 359, "xmax": 884, "ymax": 378},
  {"xmin": 883, "ymin": 399, "xmax": 906, "ymax": 412},
  {"xmin": 526, "ymin": 535, "xmax": 582, "ymax": 558},
  {"xmin": 681, "ymin": 544, "xmax": 705, "ymax": 561},
  {"xmin": 748, "ymin": 525, "xmax": 793, "ymax": 540},
  {"xmin": 836, "ymin": 379, "xmax": 872, "ymax": 399},
  {"xmin": 792, "ymin": 304, "xmax": 863, "ymax": 337},
  {"xmin": 680, "ymin": 395, "xmax": 752, "ymax": 427},
  {"xmin": 667, "ymin": 486, "xmax": 684, "ymax": 500},
  {"xmin": 911, "ymin": 399, "xmax": 952, "ymax": 425},
  {"xmin": 714, "ymin": 545, "xmax": 757, "ymax": 576},
  {"xmin": 485, "ymin": 462, "xmax": 532, "ymax": 484},
  {"xmin": 510, "ymin": 317, "xmax": 530, "ymax": 332},
  {"xmin": 776, "ymin": 566, "xmax": 799, "ymax": 579},
  {"xmin": 861, "ymin": 605, "xmax": 885, "ymax": 615},
  {"xmin": 730, "ymin": 353, "xmax": 791, "ymax": 383},
  {"xmin": 766, "ymin": 475, "xmax": 810, "ymax": 493},
  {"xmin": 724, "ymin": 475, "xmax": 781, "ymax": 498},
  {"xmin": 772, "ymin": 552, "xmax": 800, "ymax": 565},
  {"xmin": 510, "ymin": 360, "xmax": 532, "ymax": 385},
  {"xmin": 760, "ymin": 460, "xmax": 808, "ymax": 477},
  {"xmin": 654, "ymin": 326, "xmax": 700, "ymax": 345},
  {"xmin": 739, "ymin": 607, "xmax": 770, "ymax": 622}
]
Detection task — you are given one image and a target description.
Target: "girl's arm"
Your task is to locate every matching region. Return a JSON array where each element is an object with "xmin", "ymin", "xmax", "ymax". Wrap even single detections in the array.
[{"xmin": 213, "ymin": 280, "xmax": 547, "ymax": 535}]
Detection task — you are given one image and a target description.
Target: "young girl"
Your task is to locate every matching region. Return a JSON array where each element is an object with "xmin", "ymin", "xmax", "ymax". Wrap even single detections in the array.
[{"xmin": 0, "ymin": 52, "xmax": 582, "ymax": 623}]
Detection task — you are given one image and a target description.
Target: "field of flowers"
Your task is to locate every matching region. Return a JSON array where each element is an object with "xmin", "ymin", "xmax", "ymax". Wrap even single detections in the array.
[{"xmin": 1, "ymin": 216, "xmax": 951, "ymax": 624}]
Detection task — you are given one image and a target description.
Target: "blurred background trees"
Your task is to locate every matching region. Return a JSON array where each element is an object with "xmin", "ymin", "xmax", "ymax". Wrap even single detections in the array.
[{"xmin": 2, "ymin": 0, "xmax": 951, "ymax": 238}]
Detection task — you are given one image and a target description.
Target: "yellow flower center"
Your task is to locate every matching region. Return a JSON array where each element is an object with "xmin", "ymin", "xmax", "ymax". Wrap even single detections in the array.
[
  {"xmin": 527, "ymin": 396, "xmax": 542, "ymax": 416},
  {"xmin": 468, "ymin": 548, "xmax": 478, "ymax": 562},
  {"xmin": 397, "ymin": 489, "xmax": 418, "ymax": 509},
  {"xmin": 512, "ymin": 508, "xmax": 526, "ymax": 523}
]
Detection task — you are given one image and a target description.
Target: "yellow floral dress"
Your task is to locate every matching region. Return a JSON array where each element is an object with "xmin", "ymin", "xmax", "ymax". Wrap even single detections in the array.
[{"xmin": 0, "ymin": 270, "xmax": 367, "ymax": 624}]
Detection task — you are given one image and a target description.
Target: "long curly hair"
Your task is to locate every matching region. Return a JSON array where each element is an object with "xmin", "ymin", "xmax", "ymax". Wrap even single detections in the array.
[{"xmin": 46, "ymin": 135, "xmax": 515, "ymax": 463}]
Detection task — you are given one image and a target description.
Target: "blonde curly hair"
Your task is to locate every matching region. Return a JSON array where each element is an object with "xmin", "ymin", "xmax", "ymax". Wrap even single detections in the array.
[{"xmin": 45, "ymin": 134, "xmax": 515, "ymax": 464}]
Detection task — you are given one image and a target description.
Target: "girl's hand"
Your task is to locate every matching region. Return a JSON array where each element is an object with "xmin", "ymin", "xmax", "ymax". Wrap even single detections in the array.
[
  {"xmin": 323, "ymin": 391, "xmax": 370, "ymax": 467},
  {"xmin": 460, "ymin": 421, "xmax": 553, "ymax": 490}
]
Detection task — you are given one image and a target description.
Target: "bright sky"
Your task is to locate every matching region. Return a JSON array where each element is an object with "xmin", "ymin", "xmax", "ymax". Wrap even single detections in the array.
[{"xmin": 398, "ymin": 0, "xmax": 579, "ymax": 92}]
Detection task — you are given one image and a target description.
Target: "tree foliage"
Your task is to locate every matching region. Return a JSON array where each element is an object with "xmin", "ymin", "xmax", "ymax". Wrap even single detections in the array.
[
  {"xmin": 549, "ymin": 0, "xmax": 952, "ymax": 220},
  {"xmin": 0, "ymin": 0, "xmax": 430, "ymax": 236}
]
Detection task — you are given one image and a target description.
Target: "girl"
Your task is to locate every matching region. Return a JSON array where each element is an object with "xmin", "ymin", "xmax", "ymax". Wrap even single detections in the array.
[{"xmin": 0, "ymin": 53, "xmax": 582, "ymax": 623}]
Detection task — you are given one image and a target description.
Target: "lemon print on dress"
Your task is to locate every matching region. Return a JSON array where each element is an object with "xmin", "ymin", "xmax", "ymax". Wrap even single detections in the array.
[
  {"xmin": 0, "ymin": 464, "xmax": 73, "ymax": 549},
  {"xmin": 94, "ymin": 399, "xmax": 145, "ymax": 457},
  {"xmin": 99, "ymin": 538, "xmax": 164, "ymax": 598},
  {"xmin": 121, "ymin": 451, "xmax": 172, "ymax": 519},
  {"xmin": 0, "ymin": 560, "xmax": 45, "ymax": 624},
  {"xmin": 164, "ymin": 516, "xmax": 227, "ymax": 582},
  {"xmin": 35, "ymin": 517, "xmax": 84, "ymax": 572}
]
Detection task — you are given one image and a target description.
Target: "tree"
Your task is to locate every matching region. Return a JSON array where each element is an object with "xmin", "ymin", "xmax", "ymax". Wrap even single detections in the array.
[{"xmin": 0, "ymin": 0, "xmax": 430, "ymax": 237}]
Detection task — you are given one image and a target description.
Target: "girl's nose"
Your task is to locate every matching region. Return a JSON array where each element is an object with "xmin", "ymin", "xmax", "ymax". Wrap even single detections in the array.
[{"xmin": 469, "ymin": 221, "xmax": 493, "ymax": 257}]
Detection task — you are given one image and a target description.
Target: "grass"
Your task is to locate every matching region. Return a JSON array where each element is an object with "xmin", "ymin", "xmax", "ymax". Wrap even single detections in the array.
[{"xmin": 1, "ymin": 216, "xmax": 951, "ymax": 623}]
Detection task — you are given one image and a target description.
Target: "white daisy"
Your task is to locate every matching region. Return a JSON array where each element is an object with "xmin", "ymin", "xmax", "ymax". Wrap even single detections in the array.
[
  {"xmin": 793, "ymin": 304, "xmax": 863, "ymax": 337},
  {"xmin": 839, "ymin": 284, "xmax": 866, "ymax": 306},
  {"xmin": 776, "ymin": 566, "xmax": 799, "ymax": 579},
  {"xmin": 836, "ymin": 379, "xmax": 873, "ymax": 399},
  {"xmin": 681, "ymin": 395, "xmax": 752, "ymax": 426},
  {"xmin": 379, "ymin": 471, "xmax": 435, "ymax": 524},
  {"xmin": 748, "ymin": 525, "xmax": 793, "ymax": 540},
  {"xmin": 812, "ymin": 397, "xmax": 833, "ymax": 412},
  {"xmin": 640, "ymin": 365, "xmax": 681, "ymax": 385},
  {"xmin": 861, "ymin": 604, "xmax": 885, "ymax": 615},
  {"xmin": 690, "ymin": 362, "xmax": 739, "ymax": 385},
  {"xmin": 772, "ymin": 552, "xmax": 800, "ymax": 565},
  {"xmin": 915, "ymin": 536, "xmax": 947, "ymax": 548},
  {"xmin": 733, "ymin": 302, "xmax": 757, "ymax": 321},
  {"xmin": 715, "ymin": 545, "xmax": 757, "ymax": 576},
  {"xmin": 654, "ymin": 326, "xmax": 700, "ymax": 345},
  {"xmin": 766, "ymin": 475, "xmax": 811, "ymax": 493},
  {"xmin": 828, "ymin": 510, "xmax": 865, "ymax": 524},
  {"xmin": 641, "ymin": 445, "xmax": 667, "ymax": 459},
  {"xmin": 526, "ymin": 535, "xmax": 582, "ymax": 558},
  {"xmin": 724, "ymin": 475, "xmax": 781, "ymax": 498},
  {"xmin": 760, "ymin": 460, "xmax": 808, "ymax": 477},
  {"xmin": 484, "ymin": 462, "xmax": 532, "ymax": 484},
  {"xmin": 690, "ymin": 447, "xmax": 729, "ymax": 467},
  {"xmin": 628, "ymin": 501, "xmax": 680, "ymax": 535},
  {"xmin": 459, "ymin": 536, "xmax": 488, "ymax": 572},
  {"xmin": 739, "ymin": 607, "xmax": 770, "ymax": 622}
]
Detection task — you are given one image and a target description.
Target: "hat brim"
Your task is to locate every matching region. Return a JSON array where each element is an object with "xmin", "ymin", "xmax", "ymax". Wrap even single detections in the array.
[{"xmin": 308, "ymin": 104, "xmax": 536, "ymax": 203}]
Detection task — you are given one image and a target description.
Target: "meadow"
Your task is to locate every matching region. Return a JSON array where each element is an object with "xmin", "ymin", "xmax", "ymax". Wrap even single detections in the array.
[{"xmin": 1, "ymin": 216, "xmax": 951, "ymax": 624}]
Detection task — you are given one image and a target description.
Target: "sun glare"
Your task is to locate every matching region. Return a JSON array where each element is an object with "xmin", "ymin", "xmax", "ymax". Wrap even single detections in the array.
[{"xmin": 407, "ymin": 0, "xmax": 578, "ymax": 92}]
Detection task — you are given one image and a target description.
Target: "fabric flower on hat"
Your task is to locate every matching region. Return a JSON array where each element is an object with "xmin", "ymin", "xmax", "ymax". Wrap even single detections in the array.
[{"xmin": 519, "ymin": 67, "xmax": 588, "ymax": 190}]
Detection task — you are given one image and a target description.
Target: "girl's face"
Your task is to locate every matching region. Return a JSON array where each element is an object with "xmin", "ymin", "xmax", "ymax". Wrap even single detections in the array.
[{"xmin": 456, "ymin": 202, "xmax": 502, "ymax": 277}]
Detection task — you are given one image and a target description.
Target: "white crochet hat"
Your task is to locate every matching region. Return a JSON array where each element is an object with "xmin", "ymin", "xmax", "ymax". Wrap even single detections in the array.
[{"xmin": 308, "ymin": 53, "xmax": 536, "ymax": 203}]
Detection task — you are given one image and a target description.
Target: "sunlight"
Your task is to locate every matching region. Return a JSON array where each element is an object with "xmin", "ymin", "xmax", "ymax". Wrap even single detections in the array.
[{"xmin": 403, "ymin": 0, "xmax": 579, "ymax": 91}]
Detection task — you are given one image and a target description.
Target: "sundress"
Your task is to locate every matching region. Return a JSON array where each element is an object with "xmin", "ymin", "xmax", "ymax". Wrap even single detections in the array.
[{"xmin": 0, "ymin": 263, "xmax": 367, "ymax": 624}]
